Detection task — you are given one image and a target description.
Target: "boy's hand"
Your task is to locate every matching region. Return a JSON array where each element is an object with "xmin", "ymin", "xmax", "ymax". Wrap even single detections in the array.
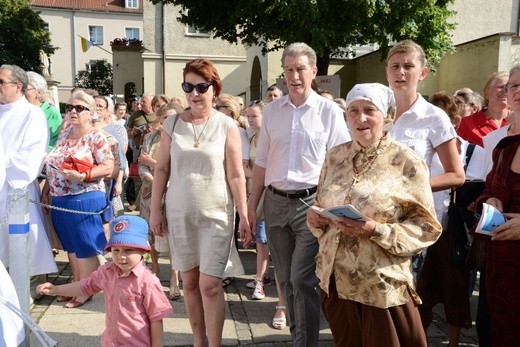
[{"xmin": 36, "ymin": 283, "xmax": 56, "ymax": 296}]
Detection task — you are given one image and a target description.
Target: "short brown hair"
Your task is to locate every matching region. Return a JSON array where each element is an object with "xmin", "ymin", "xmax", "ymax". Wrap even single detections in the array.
[
  {"xmin": 429, "ymin": 91, "xmax": 462, "ymax": 127},
  {"xmin": 183, "ymin": 59, "xmax": 222, "ymax": 96},
  {"xmin": 151, "ymin": 94, "xmax": 169, "ymax": 109},
  {"xmin": 387, "ymin": 40, "xmax": 427, "ymax": 67}
]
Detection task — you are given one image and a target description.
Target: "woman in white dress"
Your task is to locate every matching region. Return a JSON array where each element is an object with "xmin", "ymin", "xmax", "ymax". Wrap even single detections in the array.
[{"xmin": 149, "ymin": 59, "xmax": 252, "ymax": 347}]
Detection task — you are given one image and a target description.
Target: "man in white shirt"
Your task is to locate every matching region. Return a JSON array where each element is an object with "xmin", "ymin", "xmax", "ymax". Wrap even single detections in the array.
[
  {"xmin": 247, "ymin": 43, "xmax": 350, "ymax": 346},
  {"xmin": 0, "ymin": 64, "xmax": 57, "ymax": 276}
]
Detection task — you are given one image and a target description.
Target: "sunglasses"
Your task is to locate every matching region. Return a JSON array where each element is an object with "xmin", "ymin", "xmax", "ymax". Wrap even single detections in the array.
[
  {"xmin": 181, "ymin": 82, "xmax": 212, "ymax": 94},
  {"xmin": 65, "ymin": 104, "xmax": 90, "ymax": 113}
]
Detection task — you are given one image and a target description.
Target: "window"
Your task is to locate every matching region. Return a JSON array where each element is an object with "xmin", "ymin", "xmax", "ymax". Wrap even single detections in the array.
[
  {"xmin": 125, "ymin": 0, "xmax": 138, "ymax": 9},
  {"xmin": 88, "ymin": 60, "xmax": 103, "ymax": 71},
  {"xmin": 186, "ymin": 25, "xmax": 210, "ymax": 37},
  {"xmin": 89, "ymin": 25, "xmax": 104, "ymax": 45},
  {"xmin": 125, "ymin": 28, "xmax": 140, "ymax": 40}
]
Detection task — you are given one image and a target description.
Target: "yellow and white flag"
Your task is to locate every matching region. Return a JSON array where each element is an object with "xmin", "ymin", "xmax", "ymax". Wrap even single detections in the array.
[{"xmin": 79, "ymin": 35, "xmax": 93, "ymax": 52}]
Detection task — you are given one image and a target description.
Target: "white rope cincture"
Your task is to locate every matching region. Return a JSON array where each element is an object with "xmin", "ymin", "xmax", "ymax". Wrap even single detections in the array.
[
  {"xmin": 29, "ymin": 199, "xmax": 110, "ymax": 215},
  {"xmin": 0, "ymin": 295, "xmax": 57, "ymax": 347}
]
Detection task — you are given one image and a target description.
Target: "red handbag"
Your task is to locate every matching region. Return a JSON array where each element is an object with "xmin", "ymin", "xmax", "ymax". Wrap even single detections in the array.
[
  {"xmin": 128, "ymin": 162, "xmax": 139, "ymax": 178},
  {"xmin": 60, "ymin": 156, "xmax": 96, "ymax": 173}
]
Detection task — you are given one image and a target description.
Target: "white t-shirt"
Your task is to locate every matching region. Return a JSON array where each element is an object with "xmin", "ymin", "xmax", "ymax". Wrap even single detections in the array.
[
  {"xmin": 239, "ymin": 127, "xmax": 250, "ymax": 160},
  {"xmin": 430, "ymin": 138, "xmax": 484, "ymax": 228},
  {"xmin": 482, "ymin": 125, "xmax": 510, "ymax": 176}
]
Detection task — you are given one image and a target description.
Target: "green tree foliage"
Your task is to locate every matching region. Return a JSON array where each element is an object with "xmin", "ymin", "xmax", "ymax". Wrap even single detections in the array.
[
  {"xmin": 75, "ymin": 60, "xmax": 113, "ymax": 96},
  {"xmin": 151, "ymin": 0, "xmax": 456, "ymax": 74},
  {"xmin": 0, "ymin": 0, "xmax": 55, "ymax": 71}
]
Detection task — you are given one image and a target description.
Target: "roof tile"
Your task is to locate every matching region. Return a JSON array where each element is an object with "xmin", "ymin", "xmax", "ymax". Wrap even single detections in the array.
[{"xmin": 30, "ymin": 0, "xmax": 143, "ymax": 13}]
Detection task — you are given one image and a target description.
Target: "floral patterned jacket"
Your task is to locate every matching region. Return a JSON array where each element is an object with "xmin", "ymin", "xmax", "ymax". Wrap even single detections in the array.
[{"xmin": 310, "ymin": 133, "xmax": 441, "ymax": 308}]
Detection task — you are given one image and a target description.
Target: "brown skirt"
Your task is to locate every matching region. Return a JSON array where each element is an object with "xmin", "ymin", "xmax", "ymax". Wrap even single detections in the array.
[
  {"xmin": 321, "ymin": 276, "xmax": 427, "ymax": 347},
  {"xmin": 416, "ymin": 230, "xmax": 472, "ymax": 329}
]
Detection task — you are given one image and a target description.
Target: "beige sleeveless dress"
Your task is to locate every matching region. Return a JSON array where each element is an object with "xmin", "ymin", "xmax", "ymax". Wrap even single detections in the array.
[{"xmin": 163, "ymin": 112, "xmax": 244, "ymax": 278}]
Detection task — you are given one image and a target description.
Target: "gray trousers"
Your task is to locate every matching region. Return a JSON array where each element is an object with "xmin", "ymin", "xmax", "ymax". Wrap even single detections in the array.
[{"xmin": 264, "ymin": 189, "xmax": 320, "ymax": 346}]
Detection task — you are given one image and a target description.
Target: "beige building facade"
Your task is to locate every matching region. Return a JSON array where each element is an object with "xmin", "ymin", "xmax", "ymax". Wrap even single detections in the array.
[
  {"xmin": 30, "ymin": 0, "xmax": 143, "ymax": 103},
  {"xmin": 138, "ymin": 2, "xmax": 247, "ymax": 100},
  {"xmin": 32, "ymin": 0, "xmax": 520, "ymax": 103}
]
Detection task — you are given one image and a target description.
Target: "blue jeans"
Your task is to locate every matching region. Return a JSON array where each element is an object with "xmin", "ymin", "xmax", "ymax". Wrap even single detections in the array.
[
  {"xmin": 256, "ymin": 220, "xmax": 267, "ymax": 244},
  {"xmin": 264, "ymin": 189, "xmax": 320, "ymax": 347}
]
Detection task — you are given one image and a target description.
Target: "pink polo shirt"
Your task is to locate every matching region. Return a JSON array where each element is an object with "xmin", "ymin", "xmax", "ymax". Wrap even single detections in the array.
[{"xmin": 80, "ymin": 260, "xmax": 172, "ymax": 346}]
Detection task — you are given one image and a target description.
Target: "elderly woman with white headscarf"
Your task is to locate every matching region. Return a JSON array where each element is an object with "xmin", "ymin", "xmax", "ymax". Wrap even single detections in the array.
[{"xmin": 307, "ymin": 83, "xmax": 442, "ymax": 347}]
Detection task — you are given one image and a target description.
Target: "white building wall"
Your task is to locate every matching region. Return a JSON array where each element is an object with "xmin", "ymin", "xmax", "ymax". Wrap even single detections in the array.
[{"xmin": 449, "ymin": 0, "xmax": 520, "ymax": 45}]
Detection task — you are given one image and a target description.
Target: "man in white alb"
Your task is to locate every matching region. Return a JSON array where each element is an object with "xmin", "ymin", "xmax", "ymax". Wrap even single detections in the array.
[{"xmin": 0, "ymin": 64, "xmax": 57, "ymax": 276}]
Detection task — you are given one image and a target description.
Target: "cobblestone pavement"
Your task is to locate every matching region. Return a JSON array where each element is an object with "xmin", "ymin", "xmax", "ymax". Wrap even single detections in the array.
[{"xmin": 30, "ymin": 241, "xmax": 479, "ymax": 346}]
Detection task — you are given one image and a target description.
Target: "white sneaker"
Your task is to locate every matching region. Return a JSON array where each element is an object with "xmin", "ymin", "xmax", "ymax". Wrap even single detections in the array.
[
  {"xmin": 246, "ymin": 274, "xmax": 271, "ymax": 289},
  {"xmin": 246, "ymin": 279, "xmax": 258, "ymax": 289},
  {"xmin": 251, "ymin": 281, "xmax": 265, "ymax": 300}
]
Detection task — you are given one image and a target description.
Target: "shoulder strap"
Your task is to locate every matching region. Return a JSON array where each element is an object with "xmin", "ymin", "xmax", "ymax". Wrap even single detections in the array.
[
  {"xmin": 142, "ymin": 112, "xmax": 149, "ymax": 124},
  {"xmin": 170, "ymin": 114, "xmax": 180, "ymax": 137},
  {"xmin": 249, "ymin": 132, "xmax": 257, "ymax": 146},
  {"xmin": 451, "ymin": 142, "xmax": 477, "ymax": 204},
  {"xmin": 463, "ymin": 143, "xmax": 476, "ymax": 172}
]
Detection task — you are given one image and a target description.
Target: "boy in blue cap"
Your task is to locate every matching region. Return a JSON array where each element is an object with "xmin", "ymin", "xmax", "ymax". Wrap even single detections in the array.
[{"xmin": 37, "ymin": 216, "xmax": 173, "ymax": 347}]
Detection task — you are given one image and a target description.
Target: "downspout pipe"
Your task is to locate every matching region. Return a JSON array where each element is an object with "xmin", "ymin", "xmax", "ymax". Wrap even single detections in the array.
[{"xmin": 162, "ymin": 3, "xmax": 166, "ymax": 93}]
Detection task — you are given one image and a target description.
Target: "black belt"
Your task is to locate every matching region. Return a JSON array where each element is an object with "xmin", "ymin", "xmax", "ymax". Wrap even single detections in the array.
[{"xmin": 267, "ymin": 185, "xmax": 317, "ymax": 199}]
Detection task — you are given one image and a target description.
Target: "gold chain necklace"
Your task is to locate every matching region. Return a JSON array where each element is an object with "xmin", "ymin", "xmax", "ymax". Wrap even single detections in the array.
[
  {"xmin": 346, "ymin": 137, "xmax": 384, "ymax": 201},
  {"xmin": 352, "ymin": 137, "xmax": 384, "ymax": 174},
  {"xmin": 191, "ymin": 113, "xmax": 210, "ymax": 148}
]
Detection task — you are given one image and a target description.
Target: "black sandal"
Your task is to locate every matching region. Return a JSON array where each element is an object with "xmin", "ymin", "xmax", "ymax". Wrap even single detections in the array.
[{"xmin": 222, "ymin": 277, "xmax": 234, "ymax": 288}]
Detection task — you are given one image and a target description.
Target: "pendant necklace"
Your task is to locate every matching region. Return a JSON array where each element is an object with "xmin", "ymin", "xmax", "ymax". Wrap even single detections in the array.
[{"xmin": 191, "ymin": 113, "xmax": 210, "ymax": 148}]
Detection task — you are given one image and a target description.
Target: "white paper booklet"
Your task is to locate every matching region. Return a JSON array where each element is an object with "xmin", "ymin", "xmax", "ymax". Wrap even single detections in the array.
[
  {"xmin": 310, "ymin": 205, "xmax": 368, "ymax": 221},
  {"xmin": 475, "ymin": 203, "xmax": 507, "ymax": 235}
]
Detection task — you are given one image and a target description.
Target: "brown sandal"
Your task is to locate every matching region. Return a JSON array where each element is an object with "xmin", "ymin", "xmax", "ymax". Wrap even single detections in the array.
[
  {"xmin": 56, "ymin": 295, "xmax": 73, "ymax": 302},
  {"xmin": 64, "ymin": 296, "xmax": 92, "ymax": 308}
]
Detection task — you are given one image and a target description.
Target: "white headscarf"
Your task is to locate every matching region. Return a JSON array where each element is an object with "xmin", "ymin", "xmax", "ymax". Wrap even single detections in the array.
[{"xmin": 345, "ymin": 83, "xmax": 396, "ymax": 118}]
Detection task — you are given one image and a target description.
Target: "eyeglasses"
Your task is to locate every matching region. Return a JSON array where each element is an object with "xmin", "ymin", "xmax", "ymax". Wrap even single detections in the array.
[
  {"xmin": 65, "ymin": 104, "xmax": 90, "ymax": 113},
  {"xmin": 181, "ymin": 82, "xmax": 212, "ymax": 94},
  {"xmin": 506, "ymin": 82, "xmax": 520, "ymax": 93},
  {"xmin": 215, "ymin": 104, "xmax": 229, "ymax": 111},
  {"xmin": 0, "ymin": 79, "xmax": 19, "ymax": 86},
  {"xmin": 248, "ymin": 100, "xmax": 265, "ymax": 107}
]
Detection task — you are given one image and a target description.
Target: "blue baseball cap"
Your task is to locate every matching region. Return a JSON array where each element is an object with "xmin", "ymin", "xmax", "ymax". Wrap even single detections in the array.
[{"xmin": 105, "ymin": 216, "xmax": 151, "ymax": 252}]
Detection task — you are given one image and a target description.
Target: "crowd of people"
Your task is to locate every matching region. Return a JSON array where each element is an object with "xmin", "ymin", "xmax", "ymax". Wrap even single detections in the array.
[{"xmin": 2, "ymin": 36, "xmax": 520, "ymax": 346}]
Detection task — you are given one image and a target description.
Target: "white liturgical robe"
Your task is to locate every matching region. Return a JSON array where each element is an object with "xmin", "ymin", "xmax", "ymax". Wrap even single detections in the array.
[
  {"xmin": 0, "ymin": 96, "xmax": 57, "ymax": 275},
  {"xmin": 0, "ymin": 260, "xmax": 24, "ymax": 347}
]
